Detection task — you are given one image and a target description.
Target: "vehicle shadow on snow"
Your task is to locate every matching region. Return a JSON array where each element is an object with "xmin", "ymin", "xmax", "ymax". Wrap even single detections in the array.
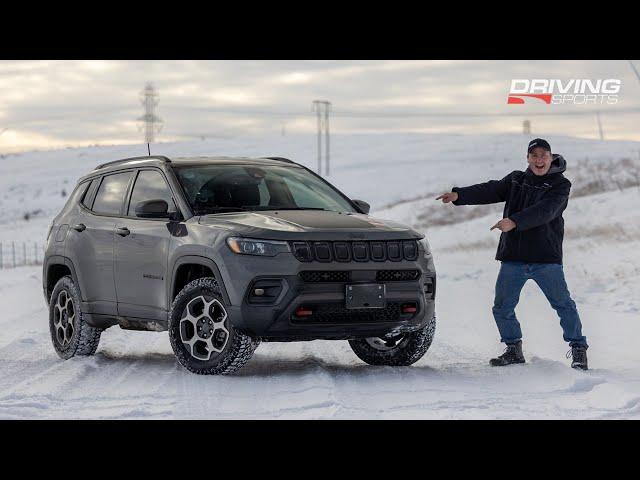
[
  {"xmin": 235, "ymin": 354, "xmax": 440, "ymax": 378},
  {"xmin": 94, "ymin": 347, "xmax": 445, "ymax": 378},
  {"xmin": 95, "ymin": 350, "xmax": 177, "ymax": 367},
  {"xmin": 91, "ymin": 348, "xmax": 593, "ymax": 382}
]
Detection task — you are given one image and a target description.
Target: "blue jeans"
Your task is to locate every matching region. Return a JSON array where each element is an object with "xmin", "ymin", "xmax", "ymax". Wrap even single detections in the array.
[{"xmin": 492, "ymin": 261, "xmax": 587, "ymax": 347}]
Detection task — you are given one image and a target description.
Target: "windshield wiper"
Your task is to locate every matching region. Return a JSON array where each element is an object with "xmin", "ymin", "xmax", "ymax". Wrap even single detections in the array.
[
  {"xmin": 248, "ymin": 206, "xmax": 330, "ymax": 211},
  {"xmin": 196, "ymin": 206, "xmax": 332, "ymax": 215},
  {"xmin": 196, "ymin": 206, "xmax": 251, "ymax": 215}
]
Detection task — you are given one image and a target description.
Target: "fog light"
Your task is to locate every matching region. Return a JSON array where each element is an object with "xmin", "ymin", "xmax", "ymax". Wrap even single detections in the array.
[{"xmin": 254, "ymin": 288, "xmax": 265, "ymax": 296}]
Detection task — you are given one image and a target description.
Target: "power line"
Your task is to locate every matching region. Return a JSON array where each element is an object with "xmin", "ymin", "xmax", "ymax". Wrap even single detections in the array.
[{"xmin": 160, "ymin": 105, "xmax": 640, "ymax": 119}]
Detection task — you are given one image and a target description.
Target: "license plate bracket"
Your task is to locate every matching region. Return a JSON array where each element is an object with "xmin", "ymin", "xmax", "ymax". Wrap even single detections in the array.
[{"xmin": 345, "ymin": 283, "xmax": 386, "ymax": 309}]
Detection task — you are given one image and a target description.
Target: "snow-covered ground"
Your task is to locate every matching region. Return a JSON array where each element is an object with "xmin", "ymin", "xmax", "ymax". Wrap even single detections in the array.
[{"xmin": 0, "ymin": 133, "xmax": 639, "ymax": 419}]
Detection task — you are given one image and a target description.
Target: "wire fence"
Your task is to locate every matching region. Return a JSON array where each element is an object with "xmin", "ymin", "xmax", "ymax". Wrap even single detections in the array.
[{"xmin": 0, "ymin": 242, "xmax": 45, "ymax": 269}]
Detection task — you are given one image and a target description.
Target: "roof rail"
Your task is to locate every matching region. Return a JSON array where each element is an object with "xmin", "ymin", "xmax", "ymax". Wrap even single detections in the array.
[
  {"xmin": 260, "ymin": 156, "xmax": 295, "ymax": 164},
  {"xmin": 94, "ymin": 155, "xmax": 171, "ymax": 171}
]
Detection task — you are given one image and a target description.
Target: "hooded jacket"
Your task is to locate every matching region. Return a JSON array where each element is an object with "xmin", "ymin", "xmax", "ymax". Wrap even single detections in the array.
[{"xmin": 451, "ymin": 154, "xmax": 570, "ymax": 264}]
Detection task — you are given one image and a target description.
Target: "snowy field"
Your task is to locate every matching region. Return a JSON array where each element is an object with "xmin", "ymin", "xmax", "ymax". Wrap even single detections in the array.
[{"xmin": 0, "ymin": 133, "xmax": 639, "ymax": 419}]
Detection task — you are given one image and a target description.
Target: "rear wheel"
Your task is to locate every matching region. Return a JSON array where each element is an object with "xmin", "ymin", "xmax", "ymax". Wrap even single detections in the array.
[
  {"xmin": 349, "ymin": 315, "xmax": 436, "ymax": 366},
  {"xmin": 49, "ymin": 276, "xmax": 102, "ymax": 359},
  {"xmin": 168, "ymin": 277, "xmax": 258, "ymax": 375}
]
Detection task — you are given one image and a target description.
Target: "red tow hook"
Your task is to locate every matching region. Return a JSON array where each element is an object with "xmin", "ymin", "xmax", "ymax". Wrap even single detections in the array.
[
  {"xmin": 401, "ymin": 304, "xmax": 417, "ymax": 314},
  {"xmin": 295, "ymin": 306, "xmax": 313, "ymax": 317}
]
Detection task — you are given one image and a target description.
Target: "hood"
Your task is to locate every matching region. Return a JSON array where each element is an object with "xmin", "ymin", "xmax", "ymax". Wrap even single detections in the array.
[
  {"xmin": 197, "ymin": 209, "xmax": 421, "ymax": 241},
  {"xmin": 526, "ymin": 153, "xmax": 566, "ymax": 177}
]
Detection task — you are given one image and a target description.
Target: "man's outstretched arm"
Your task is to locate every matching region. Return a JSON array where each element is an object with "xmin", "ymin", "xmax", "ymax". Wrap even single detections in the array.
[{"xmin": 436, "ymin": 172, "xmax": 514, "ymax": 206}]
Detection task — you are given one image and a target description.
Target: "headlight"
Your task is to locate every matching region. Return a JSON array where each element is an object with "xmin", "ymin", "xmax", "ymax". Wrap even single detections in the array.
[
  {"xmin": 226, "ymin": 237, "xmax": 290, "ymax": 257},
  {"xmin": 418, "ymin": 237, "xmax": 432, "ymax": 256}
]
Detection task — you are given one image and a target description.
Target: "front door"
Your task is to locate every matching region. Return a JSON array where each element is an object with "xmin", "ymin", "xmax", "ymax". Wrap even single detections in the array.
[{"xmin": 114, "ymin": 169, "xmax": 177, "ymax": 321}]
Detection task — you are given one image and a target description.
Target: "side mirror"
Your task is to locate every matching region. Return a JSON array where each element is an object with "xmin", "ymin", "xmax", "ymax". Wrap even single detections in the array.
[
  {"xmin": 135, "ymin": 199, "xmax": 171, "ymax": 218},
  {"xmin": 352, "ymin": 199, "xmax": 370, "ymax": 214}
]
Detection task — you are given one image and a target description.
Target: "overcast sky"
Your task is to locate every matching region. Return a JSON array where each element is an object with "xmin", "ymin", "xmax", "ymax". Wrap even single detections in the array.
[{"xmin": 1, "ymin": 60, "xmax": 639, "ymax": 153}]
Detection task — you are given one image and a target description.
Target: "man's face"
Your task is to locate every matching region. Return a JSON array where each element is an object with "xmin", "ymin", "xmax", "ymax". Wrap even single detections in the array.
[{"xmin": 527, "ymin": 147, "xmax": 552, "ymax": 176}]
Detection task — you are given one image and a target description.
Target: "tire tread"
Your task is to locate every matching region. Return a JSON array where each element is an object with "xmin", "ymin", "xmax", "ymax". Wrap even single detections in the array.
[{"xmin": 168, "ymin": 277, "xmax": 258, "ymax": 375}]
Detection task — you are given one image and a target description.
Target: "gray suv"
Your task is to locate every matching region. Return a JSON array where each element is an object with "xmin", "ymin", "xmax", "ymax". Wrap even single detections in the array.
[{"xmin": 43, "ymin": 155, "xmax": 436, "ymax": 374}]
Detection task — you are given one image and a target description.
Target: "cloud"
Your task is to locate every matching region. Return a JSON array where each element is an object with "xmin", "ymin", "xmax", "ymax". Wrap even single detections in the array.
[{"xmin": 0, "ymin": 60, "xmax": 638, "ymax": 153}]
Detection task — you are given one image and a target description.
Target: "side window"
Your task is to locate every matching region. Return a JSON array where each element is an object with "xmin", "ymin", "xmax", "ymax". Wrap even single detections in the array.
[
  {"xmin": 127, "ymin": 170, "xmax": 177, "ymax": 217},
  {"xmin": 81, "ymin": 179, "xmax": 99, "ymax": 209},
  {"xmin": 92, "ymin": 172, "xmax": 133, "ymax": 215}
]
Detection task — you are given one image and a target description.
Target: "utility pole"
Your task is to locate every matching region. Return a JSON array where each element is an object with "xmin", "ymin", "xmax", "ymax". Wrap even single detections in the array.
[
  {"xmin": 523, "ymin": 120, "xmax": 531, "ymax": 134},
  {"xmin": 596, "ymin": 111, "xmax": 604, "ymax": 140},
  {"xmin": 312, "ymin": 100, "xmax": 331, "ymax": 175},
  {"xmin": 325, "ymin": 102, "xmax": 331, "ymax": 176},
  {"xmin": 312, "ymin": 100, "xmax": 323, "ymax": 174},
  {"xmin": 138, "ymin": 83, "xmax": 163, "ymax": 144},
  {"xmin": 628, "ymin": 60, "xmax": 640, "ymax": 84}
]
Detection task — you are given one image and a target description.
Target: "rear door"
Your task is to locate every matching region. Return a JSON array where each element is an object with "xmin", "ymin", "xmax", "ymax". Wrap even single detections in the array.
[
  {"xmin": 65, "ymin": 171, "xmax": 134, "ymax": 315},
  {"xmin": 114, "ymin": 168, "xmax": 177, "ymax": 321}
]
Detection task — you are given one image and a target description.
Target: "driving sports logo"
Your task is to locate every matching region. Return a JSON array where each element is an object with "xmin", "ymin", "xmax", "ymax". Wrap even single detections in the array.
[{"xmin": 508, "ymin": 79, "xmax": 621, "ymax": 105}]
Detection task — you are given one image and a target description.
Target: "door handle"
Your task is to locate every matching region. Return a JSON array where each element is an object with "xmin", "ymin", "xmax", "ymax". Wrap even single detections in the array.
[
  {"xmin": 116, "ymin": 227, "xmax": 131, "ymax": 237},
  {"xmin": 72, "ymin": 223, "xmax": 86, "ymax": 232}
]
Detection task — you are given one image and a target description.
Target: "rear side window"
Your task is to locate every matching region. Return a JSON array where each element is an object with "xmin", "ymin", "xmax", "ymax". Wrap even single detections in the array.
[
  {"xmin": 81, "ymin": 179, "xmax": 99, "ymax": 208},
  {"xmin": 92, "ymin": 172, "xmax": 133, "ymax": 215},
  {"xmin": 127, "ymin": 170, "xmax": 177, "ymax": 217}
]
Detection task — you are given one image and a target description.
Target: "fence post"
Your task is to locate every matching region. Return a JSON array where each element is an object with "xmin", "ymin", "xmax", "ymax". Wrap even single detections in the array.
[
  {"xmin": 0, "ymin": 242, "xmax": 3, "ymax": 269},
  {"xmin": 12, "ymin": 242, "xmax": 16, "ymax": 268},
  {"xmin": 23, "ymin": 242, "xmax": 27, "ymax": 266},
  {"xmin": 34, "ymin": 242, "xmax": 38, "ymax": 265}
]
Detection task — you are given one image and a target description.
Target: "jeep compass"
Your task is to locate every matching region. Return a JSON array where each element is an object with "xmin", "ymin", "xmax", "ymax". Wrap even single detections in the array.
[{"xmin": 43, "ymin": 155, "xmax": 436, "ymax": 374}]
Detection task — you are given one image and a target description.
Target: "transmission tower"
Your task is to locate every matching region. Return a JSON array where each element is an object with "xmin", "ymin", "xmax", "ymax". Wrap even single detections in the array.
[
  {"xmin": 138, "ymin": 83, "xmax": 163, "ymax": 144},
  {"xmin": 312, "ymin": 100, "xmax": 331, "ymax": 175}
]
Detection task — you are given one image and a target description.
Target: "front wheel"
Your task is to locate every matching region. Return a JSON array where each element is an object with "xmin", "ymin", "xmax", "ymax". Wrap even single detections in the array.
[
  {"xmin": 168, "ymin": 277, "xmax": 258, "ymax": 375},
  {"xmin": 349, "ymin": 315, "xmax": 436, "ymax": 366}
]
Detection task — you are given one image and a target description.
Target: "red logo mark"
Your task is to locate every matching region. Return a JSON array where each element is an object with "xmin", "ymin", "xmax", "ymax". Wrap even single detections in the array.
[{"xmin": 507, "ymin": 94, "xmax": 552, "ymax": 104}]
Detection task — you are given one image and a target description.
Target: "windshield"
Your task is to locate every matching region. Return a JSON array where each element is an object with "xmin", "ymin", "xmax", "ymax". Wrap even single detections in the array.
[{"xmin": 172, "ymin": 164, "xmax": 357, "ymax": 215}]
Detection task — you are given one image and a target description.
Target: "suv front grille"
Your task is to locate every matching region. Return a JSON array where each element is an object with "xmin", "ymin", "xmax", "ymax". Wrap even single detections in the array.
[
  {"xmin": 299, "ymin": 271, "xmax": 351, "ymax": 283},
  {"xmin": 376, "ymin": 269, "xmax": 421, "ymax": 282},
  {"xmin": 291, "ymin": 302, "xmax": 403, "ymax": 324},
  {"xmin": 299, "ymin": 269, "xmax": 420, "ymax": 283},
  {"xmin": 291, "ymin": 240, "xmax": 419, "ymax": 263}
]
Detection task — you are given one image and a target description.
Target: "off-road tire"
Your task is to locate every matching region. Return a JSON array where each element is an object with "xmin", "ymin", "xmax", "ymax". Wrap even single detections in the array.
[
  {"xmin": 349, "ymin": 314, "xmax": 436, "ymax": 366},
  {"xmin": 49, "ymin": 276, "xmax": 102, "ymax": 359},
  {"xmin": 168, "ymin": 277, "xmax": 258, "ymax": 375}
]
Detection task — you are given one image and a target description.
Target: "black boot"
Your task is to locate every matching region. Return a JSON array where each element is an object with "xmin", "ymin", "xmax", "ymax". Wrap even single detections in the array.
[
  {"xmin": 567, "ymin": 345, "xmax": 588, "ymax": 370},
  {"xmin": 490, "ymin": 341, "xmax": 525, "ymax": 366}
]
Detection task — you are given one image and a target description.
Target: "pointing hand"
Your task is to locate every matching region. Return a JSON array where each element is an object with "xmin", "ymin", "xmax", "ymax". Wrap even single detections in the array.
[
  {"xmin": 490, "ymin": 218, "xmax": 516, "ymax": 232},
  {"xmin": 435, "ymin": 192, "xmax": 459, "ymax": 203}
]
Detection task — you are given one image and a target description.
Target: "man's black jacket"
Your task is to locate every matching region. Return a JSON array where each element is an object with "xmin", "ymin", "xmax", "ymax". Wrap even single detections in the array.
[{"xmin": 452, "ymin": 154, "xmax": 570, "ymax": 264}]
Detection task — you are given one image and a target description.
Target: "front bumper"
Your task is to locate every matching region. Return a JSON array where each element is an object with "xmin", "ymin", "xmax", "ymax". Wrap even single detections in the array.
[{"xmin": 215, "ymin": 248, "xmax": 436, "ymax": 340}]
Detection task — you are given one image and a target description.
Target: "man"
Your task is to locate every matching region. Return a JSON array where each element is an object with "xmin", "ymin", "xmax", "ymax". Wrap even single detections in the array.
[{"xmin": 436, "ymin": 138, "xmax": 588, "ymax": 370}]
